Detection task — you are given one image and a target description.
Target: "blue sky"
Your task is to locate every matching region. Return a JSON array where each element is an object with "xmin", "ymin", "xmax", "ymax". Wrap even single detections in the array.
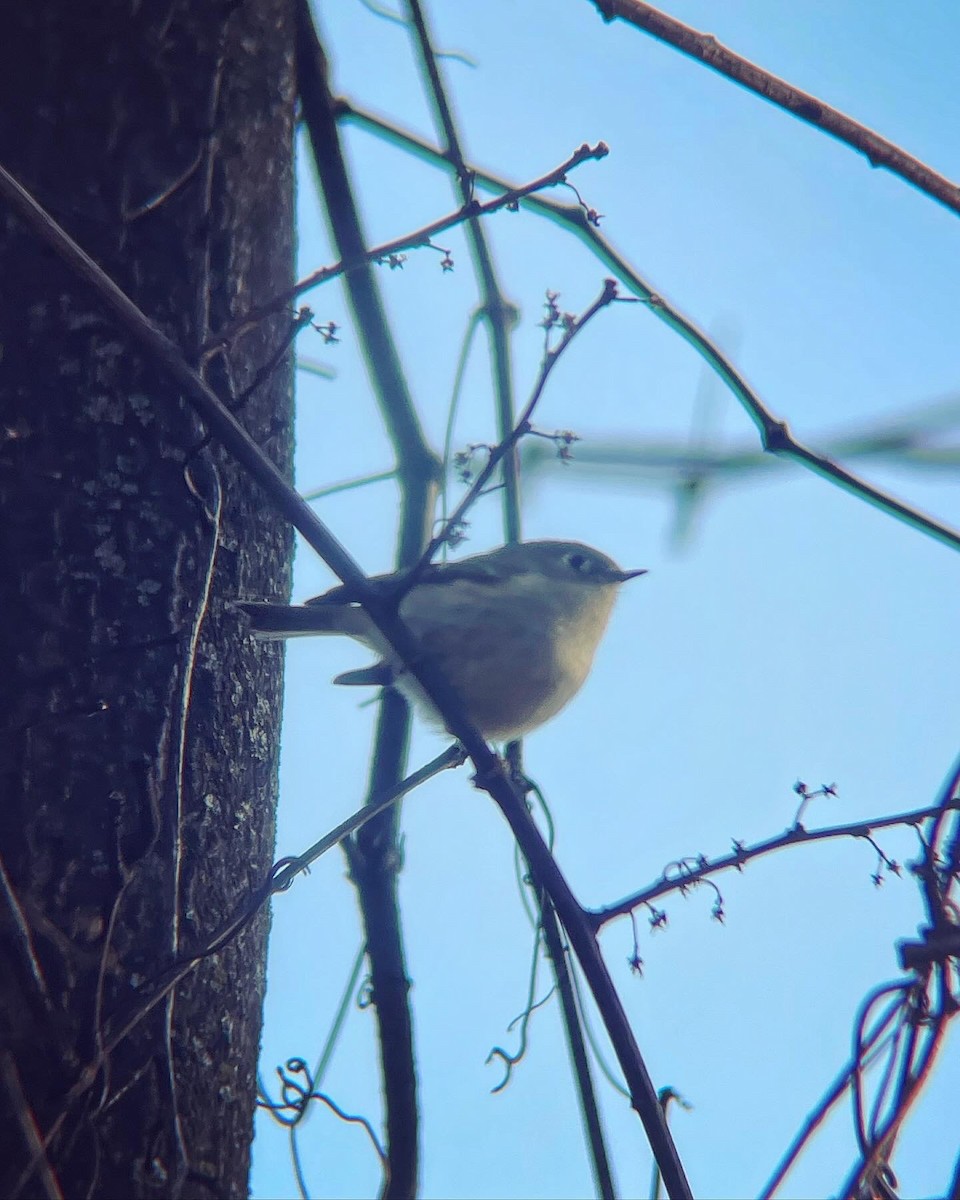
[{"xmin": 251, "ymin": 3, "xmax": 960, "ymax": 1197}]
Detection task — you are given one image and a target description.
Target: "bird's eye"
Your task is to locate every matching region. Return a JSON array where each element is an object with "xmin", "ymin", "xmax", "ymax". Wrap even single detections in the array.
[{"xmin": 565, "ymin": 552, "xmax": 593, "ymax": 574}]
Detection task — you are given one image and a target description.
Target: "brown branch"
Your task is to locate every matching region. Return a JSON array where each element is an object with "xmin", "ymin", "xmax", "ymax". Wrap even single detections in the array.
[
  {"xmin": 591, "ymin": 797, "xmax": 960, "ymax": 929},
  {"xmin": 918, "ymin": 753, "xmax": 960, "ymax": 929},
  {"xmin": 403, "ymin": 9, "xmax": 615, "ymax": 1180},
  {"xmin": 341, "ymin": 102, "xmax": 960, "ymax": 557},
  {"xmin": 417, "ymin": 278, "xmax": 619, "ymax": 568},
  {"xmin": 293, "ymin": 140, "xmax": 607, "ymax": 294},
  {"xmin": 590, "ymin": 0, "xmax": 960, "ymax": 217},
  {"xmin": 210, "ymin": 139, "xmax": 608, "ymax": 352},
  {"xmin": 295, "ymin": 11, "xmax": 437, "ymax": 1192},
  {"xmin": 539, "ymin": 897, "xmax": 616, "ymax": 1199}
]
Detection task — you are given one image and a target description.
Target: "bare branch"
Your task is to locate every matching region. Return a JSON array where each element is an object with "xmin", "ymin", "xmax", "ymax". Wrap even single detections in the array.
[
  {"xmin": 404, "ymin": 0, "xmax": 524, "ymax": 542},
  {"xmin": 539, "ymin": 898, "xmax": 616, "ymax": 1200},
  {"xmin": 418, "ymin": 279, "xmax": 619, "ymax": 567},
  {"xmin": 259, "ymin": 1057, "xmax": 388, "ymax": 1176},
  {"xmin": 210, "ymin": 140, "xmax": 608, "ymax": 351},
  {"xmin": 591, "ymin": 796, "xmax": 960, "ymax": 929},
  {"xmin": 590, "ymin": 0, "xmax": 960, "ymax": 217},
  {"xmin": 837, "ymin": 972, "xmax": 953, "ymax": 1200},
  {"xmin": 342, "ymin": 103, "xmax": 960, "ymax": 556}
]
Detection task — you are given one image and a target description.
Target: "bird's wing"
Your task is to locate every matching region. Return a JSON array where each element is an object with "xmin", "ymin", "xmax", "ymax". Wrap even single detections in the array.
[{"xmin": 303, "ymin": 551, "xmax": 505, "ymax": 608}]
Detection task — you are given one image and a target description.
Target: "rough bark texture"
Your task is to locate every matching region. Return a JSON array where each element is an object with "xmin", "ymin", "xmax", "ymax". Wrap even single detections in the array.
[{"xmin": 0, "ymin": 2, "xmax": 295, "ymax": 1196}]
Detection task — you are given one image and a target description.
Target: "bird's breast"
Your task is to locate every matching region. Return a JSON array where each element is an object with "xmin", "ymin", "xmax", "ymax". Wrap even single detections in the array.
[{"xmin": 391, "ymin": 577, "xmax": 616, "ymax": 740}]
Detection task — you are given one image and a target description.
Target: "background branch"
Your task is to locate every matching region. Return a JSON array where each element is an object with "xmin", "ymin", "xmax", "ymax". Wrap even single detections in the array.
[
  {"xmin": 295, "ymin": 5, "xmax": 437, "ymax": 1192},
  {"xmin": 339, "ymin": 102, "xmax": 960, "ymax": 555},
  {"xmin": 590, "ymin": 0, "xmax": 960, "ymax": 216}
]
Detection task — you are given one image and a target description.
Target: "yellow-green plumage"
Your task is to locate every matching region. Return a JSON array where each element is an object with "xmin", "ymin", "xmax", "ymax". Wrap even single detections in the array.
[{"xmin": 236, "ymin": 540, "xmax": 645, "ymax": 741}]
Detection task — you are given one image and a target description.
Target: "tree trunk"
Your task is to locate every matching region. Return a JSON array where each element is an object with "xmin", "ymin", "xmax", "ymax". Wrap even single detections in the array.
[{"xmin": 0, "ymin": 3, "xmax": 295, "ymax": 1196}]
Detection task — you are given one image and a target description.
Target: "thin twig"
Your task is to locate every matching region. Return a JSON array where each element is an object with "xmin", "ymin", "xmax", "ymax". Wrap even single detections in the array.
[
  {"xmin": 591, "ymin": 796, "xmax": 960, "ymax": 928},
  {"xmin": 341, "ymin": 103, "xmax": 960, "ymax": 556},
  {"xmin": 590, "ymin": 0, "xmax": 960, "ymax": 217},
  {"xmin": 404, "ymin": 0, "xmax": 524, "ymax": 543},
  {"xmin": 439, "ymin": 309, "xmax": 485, "ymax": 536},
  {"xmin": 851, "ymin": 982, "xmax": 912, "ymax": 1157},
  {"xmin": 919, "ymin": 753, "xmax": 960, "ymax": 927},
  {"xmin": 210, "ymin": 140, "xmax": 607, "ymax": 350},
  {"xmin": 837, "ymin": 979, "xmax": 951, "ymax": 1200},
  {"xmin": 134, "ymin": 745, "xmax": 464, "ymax": 1016},
  {"xmin": 310, "ymin": 1092, "xmax": 388, "ymax": 1167},
  {"xmin": 486, "ymin": 926, "xmax": 546, "ymax": 1094},
  {"xmin": 417, "ymin": 278, "xmax": 619, "ymax": 569},
  {"xmin": 301, "ymin": 468, "xmax": 397, "ymax": 502},
  {"xmin": 0, "ymin": 852, "xmax": 50, "ymax": 1005},
  {"xmin": 313, "ymin": 943, "xmax": 368, "ymax": 1089},
  {"xmin": 259, "ymin": 1058, "xmax": 387, "ymax": 1169},
  {"xmin": 295, "ymin": 141, "xmax": 606, "ymax": 293}
]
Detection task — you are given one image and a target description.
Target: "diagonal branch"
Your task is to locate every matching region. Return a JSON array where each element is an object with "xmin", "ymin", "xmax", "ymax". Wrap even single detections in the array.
[
  {"xmin": 758, "ymin": 984, "xmax": 909, "ymax": 1199},
  {"xmin": 341, "ymin": 102, "xmax": 960, "ymax": 557},
  {"xmin": 418, "ymin": 279, "xmax": 619, "ymax": 568},
  {"xmin": 1, "ymin": 1053, "xmax": 63, "ymax": 1200},
  {"xmin": 8, "ymin": 745, "xmax": 463, "ymax": 1200},
  {"xmin": 836, "ymin": 973, "xmax": 952, "ymax": 1200},
  {"xmin": 590, "ymin": 0, "xmax": 960, "ymax": 217},
  {"xmin": 0, "ymin": 155, "xmax": 691, "ymax": 1200},
  {"xmin": 211, "ymin": 139, "xmax": 608, "ymax": 351}
]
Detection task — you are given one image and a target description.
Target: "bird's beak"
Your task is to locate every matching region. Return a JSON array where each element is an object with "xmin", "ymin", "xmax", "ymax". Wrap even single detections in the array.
[{"xmin": 618, "ymin": 568, "xmax": 648, "ymax": 582}]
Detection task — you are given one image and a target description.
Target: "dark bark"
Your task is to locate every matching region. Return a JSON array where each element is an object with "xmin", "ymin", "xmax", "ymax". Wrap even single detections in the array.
[{"xmin": 0, "ymin": 3, "xmax": 295, "ymax": 1197}]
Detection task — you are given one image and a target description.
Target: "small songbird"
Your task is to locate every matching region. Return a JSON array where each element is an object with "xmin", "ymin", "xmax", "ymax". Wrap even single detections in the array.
[{"xmin": 236, "ymin": 540, "xmax": 646, "ymax": 742}]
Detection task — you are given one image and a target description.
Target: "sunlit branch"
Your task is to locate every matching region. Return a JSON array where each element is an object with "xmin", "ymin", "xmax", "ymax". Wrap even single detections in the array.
[
  {"xmin": 341, "ymin": 102, "xmax": 960, "ymax": 556},
  {"xmin": 590, "ymin": 0, "xmax": 960, "ymax": 217},
  {"xmin": 210, "ymin": 140, "xmax": 608, "ymax": 351}
]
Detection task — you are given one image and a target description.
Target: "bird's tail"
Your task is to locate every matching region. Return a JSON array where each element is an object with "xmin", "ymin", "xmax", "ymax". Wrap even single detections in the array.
[{"xmin": 233, "ymin": 601, "xmax": 368, "ymax": 639}]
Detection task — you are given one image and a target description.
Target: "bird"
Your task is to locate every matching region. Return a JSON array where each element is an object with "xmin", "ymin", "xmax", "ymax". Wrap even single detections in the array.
[{"xmin": 236, "ymin": 540, "xmax": 646, "ymax": 742}]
